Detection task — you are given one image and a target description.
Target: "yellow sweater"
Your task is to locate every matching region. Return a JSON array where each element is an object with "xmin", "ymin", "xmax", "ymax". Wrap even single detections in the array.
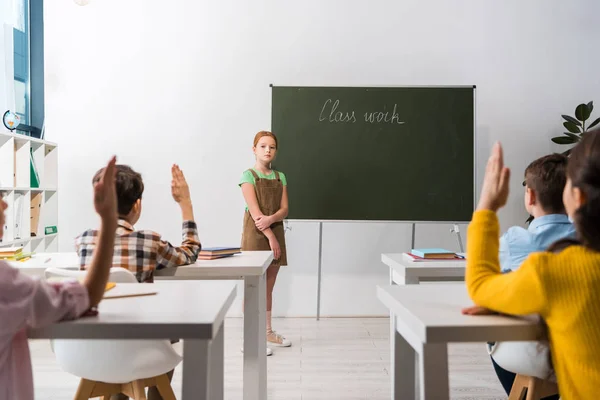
[{"xmin": 466, "ymin": 210, "xmax": 600, "ymax": 400}]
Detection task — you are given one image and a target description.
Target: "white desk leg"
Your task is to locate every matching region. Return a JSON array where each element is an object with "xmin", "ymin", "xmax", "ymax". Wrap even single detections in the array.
[
  {"xmin": 419, "ymin": 343, "xmax": 449, "ymax": 400},
  {"xmin": 208, "ymin": 323, "xmax": 225, "ymax": 400},
  {"xmin": 390, "ymin": 269, "xmax": 419, "ymax": 399},
  {"xmin": 393, "ymin": 329, "xmax": 416, "ymax": 400},
  {"xmin": 390, "ymin": 267, "xmax": 419, "ymax": 400},
  {"xmin": 182, "ymin": 339, "xmax": 210, "ymax": 400},
  {"xmin": 243, "ymin": 274, "xmax": 267, "ymax": 400}
]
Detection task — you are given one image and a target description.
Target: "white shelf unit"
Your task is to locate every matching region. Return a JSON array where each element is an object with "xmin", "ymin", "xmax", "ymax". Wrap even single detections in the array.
[{"xmin": 0, "ymin": 130, "xmax": 59, "ymax": 253}]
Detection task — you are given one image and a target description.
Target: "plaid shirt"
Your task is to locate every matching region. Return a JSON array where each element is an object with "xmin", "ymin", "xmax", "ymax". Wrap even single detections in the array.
[{"xmin": 75, "ymin": 219, "xmax": 201, "ymax": 283}]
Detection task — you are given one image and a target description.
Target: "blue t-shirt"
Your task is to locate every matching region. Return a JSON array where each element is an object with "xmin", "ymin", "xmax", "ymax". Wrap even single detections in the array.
[{"xmin": 499, "ymin": 214, "xmax": 576, "ymax": 272}]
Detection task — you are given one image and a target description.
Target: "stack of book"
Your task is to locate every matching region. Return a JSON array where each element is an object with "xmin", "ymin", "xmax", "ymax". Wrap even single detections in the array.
[
  {"xmin": 198, "ymin": 247, "xmax": 241, "ymax": 260},
  {"xmin": 403, "ymin": 248, "xmax": 465, "ymax": 262},
  {"xmin": 0, "ymin": 246, "xmax": 33, "ymax": 261}
]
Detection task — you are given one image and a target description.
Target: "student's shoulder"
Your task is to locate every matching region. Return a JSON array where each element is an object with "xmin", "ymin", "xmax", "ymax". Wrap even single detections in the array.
[
  {"xmin": 131, "ymin": 228, "xmax": 163, "ymax": 241},
  {"xmin": 523, "ymin": 245, "xmax": 586, "ymax": 277},
  {"xmin": 502, "ymin": 225, "xmax": 530, "ymax": 243},
  {"xmin": 240, "ymin": 169, "xmax": 256, "ymax": 186},
  {"xmin": 274, "ymin": 170, "xmax": 287, "ymax": 184},
  {"xmin": 75, "ymin": 228, "xmax": 99, "ymax": 244}
]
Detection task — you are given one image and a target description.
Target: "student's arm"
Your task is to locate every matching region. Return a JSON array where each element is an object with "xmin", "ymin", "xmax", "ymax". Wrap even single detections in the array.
[
  {"xmin": 466, "ymin": 210, "xmax": 547, "ymax": 316},
  {"xmin": 0, "ymin": 263, "xmax": 91, "ymax": 333},
  {"xmin": 171, "ymin": 164, "xmax": 195, "ymax": 222},
  {"xmin": 155, "ymin": 222, "xmax": 201, "ymax": 269},
  {"xmin": 241, "ymin": 182, "xmax": 281, "ymax": 259},
  {"xmin": 241, "ymin": 182, "xmax": 276, "ymax": 240},
  {"xmin": 158, "ymin": 163, "xmax": 201, "ymax": 267},
  {"xmin": 263, "ymin": 186, "xmax": 289, "ymax": 224},
  {"xmin": 83, "ymin": 215, "xmax": 118, "ymax": 307},
  {"xmin": 255, "ymin": 173, "xmax": 289, "ymax": 230},
  {"xmin": 83, "ymin": 156, "xmax": 119, "ymax": 308},
  {"xmin": 0, "ymin": 156, "xmax": 119, "ymax": 335}
]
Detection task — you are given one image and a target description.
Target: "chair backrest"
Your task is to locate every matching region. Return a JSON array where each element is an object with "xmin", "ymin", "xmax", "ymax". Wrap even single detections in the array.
[{"xmin": 44, "ymin": 267, "xmax": 138, "ymax": 283}]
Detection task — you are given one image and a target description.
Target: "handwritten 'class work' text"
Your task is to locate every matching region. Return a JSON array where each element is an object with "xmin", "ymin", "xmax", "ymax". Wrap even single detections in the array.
[{"xmin": 318, "ymin": 99, "xmax": 405, "ymax": 125}]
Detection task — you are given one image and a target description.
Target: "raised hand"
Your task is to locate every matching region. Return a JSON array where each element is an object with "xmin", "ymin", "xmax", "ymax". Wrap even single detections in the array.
[
  {"xmin": 171, "ymin": 164, "xmax": 191, "ymax": 204},
  {"xmin": 93, "ymin": 156, "xmax": 118, "ymax": 222},
  {"xmin": 477, "ymin": 142, "xmax": 511, "ymax": 212}
]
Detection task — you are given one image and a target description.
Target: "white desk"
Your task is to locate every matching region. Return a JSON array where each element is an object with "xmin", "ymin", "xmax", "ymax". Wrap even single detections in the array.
[
  {"xmin": 377, "ymin": 284, "xmax": 542, "ymax": 400},
  {"xmin": 382, "ymin": 253, "xmax": 466, "ymax": 285},
  {"xmin": 16, "ymin": 250, "xmax": 273, "ymax": 400},
  {"xmin": 8, "ymin": 252, "xmax": 79, "ymax": 276},
  {"xmin": 382, "ymin": 253, "xmax": 467, "ymax": 398},
  {"xmin": 28, "ymin": 281, "xmax": 237, "ymax": 400},
  {"xmin": 155, "ymin": 251, "xmax": 273, "ymax": 400}
]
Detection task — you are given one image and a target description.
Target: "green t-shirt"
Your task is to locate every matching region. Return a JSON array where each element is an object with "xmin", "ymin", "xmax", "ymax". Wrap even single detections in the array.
[
  {"xmin": 239, "ymin": 169, "xmax": 287, "ymax": 211},
  {"xmin": 239, "ymin": 169, "xmax": 288, "ymax": 187}
]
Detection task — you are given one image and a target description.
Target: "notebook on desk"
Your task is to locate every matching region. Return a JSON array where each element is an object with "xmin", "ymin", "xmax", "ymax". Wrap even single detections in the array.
[
  {"xmin": 403, "ymin": 252, "xmax": 465, "ymax": 263},
  {"xmin": 45, "ymin": 279, "xmax": 156, "ymax": 299},
  {"xmin": 410, "ymin": 248, "xmax": 457, "ymax": 259},
  {"xmin": 103, "ymin": 284, "xmax": 157, "ymax": 299}
]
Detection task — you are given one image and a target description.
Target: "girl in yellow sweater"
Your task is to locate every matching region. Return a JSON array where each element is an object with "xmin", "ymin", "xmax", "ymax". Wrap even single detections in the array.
[{"xmin": 466, "ymin": 130, "xmax": 600, "ymax": 400}]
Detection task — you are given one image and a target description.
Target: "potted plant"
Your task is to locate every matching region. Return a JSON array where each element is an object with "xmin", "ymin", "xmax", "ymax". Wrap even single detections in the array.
[
  {"xmin": 551, "ymin": 101, "xmax": 600, "ymax": 155},
  {"xmin": 526, "ymin": 102, "xmax": 599, "ymax": 224}
]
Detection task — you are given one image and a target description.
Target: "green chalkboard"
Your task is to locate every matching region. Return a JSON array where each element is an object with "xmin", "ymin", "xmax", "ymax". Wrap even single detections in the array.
[{"xmin": 271, "ymin": 86, "xmax": 475, "ymax": 222}]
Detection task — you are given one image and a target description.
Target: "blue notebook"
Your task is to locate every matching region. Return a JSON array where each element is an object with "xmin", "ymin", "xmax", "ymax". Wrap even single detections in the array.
[
  {"xmin": 202, "ymin": 247, "xmax": 240, "ymax": 252},
  {"xmin": 410, "ymin": 248, "xmax": 456, "ymax": 259}
]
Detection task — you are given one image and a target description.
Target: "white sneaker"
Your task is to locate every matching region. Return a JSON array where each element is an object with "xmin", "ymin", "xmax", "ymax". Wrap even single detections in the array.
[
  {"xmin": 241, "ymin": 346, "xmax": 273, "ymax": 356},
  {"xmin": 267, "ymin": 331, "xmax": 292, "ymax": 347}
]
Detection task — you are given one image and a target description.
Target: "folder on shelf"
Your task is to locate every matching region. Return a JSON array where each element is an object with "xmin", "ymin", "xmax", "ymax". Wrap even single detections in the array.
[
  {"xmin": 30, "ymin": 192, "xmax": 42, "ymax": 236},
  {"xmin": 14, "ymin": 192, "xmax": 23, "ymax": 239},
  {"xmin": 30, "ymin": 149, "xmax": 40, "ymax": 188}
]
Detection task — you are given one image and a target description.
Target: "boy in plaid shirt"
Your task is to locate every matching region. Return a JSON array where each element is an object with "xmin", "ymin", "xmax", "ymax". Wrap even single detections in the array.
[
  {"xmin": 75, "ymin": 164, "xmax": 201, "ymax": 283},
  {"xmin": 75, "ymin": 163, "xmax": 198, "ymax": 400}
]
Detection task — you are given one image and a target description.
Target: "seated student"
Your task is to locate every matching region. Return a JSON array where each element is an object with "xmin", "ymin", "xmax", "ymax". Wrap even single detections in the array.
[
  {"xmin": 465, "ymin": 132, "xmax": 600, "ymax": 400},
  {"xmin": 1, "ymin": 156, "xmax": 118, "ymax": 400},
  {"xmin": 479, "ymin": 154, "xmax": 574, "ymax": 398},
  {"xmin": 498, "ymin": 154, "xmax": 575, "ymax": 273},
  {"xmin": 75, "ymin": 163, "xmax": 200, "ymax": 400},
  {"xmin": 75, "ymin": 164, "xmax": 201, "ymax": 283}
]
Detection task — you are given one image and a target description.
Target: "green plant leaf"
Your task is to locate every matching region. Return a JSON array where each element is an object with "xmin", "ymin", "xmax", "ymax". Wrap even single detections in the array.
[
  {"xmin": 552, "ymin": 136, "xmax": 577, "ymax": 144},
  {"xmin": 563, "ymin": 131, "xmax": 581, "ymax": 140},
  {"xmin": 576, "ymin": 103, "xmax": 592, "ymax": 121},
  {"xmin": 562, "ymin": 115, "xmax": 582, "ymax": 126},
  {"xmin": 588, "ymin": 117, "xmax": 600, "ymax": 130},
  {"xmin": 588, "ymin": 101, "xmax": 594, "ymax": 114},
  {"xmin": 563, "ymin": 121, "xmax": 581, "ymax": 133},
  {"xmin": 562, "ymin": 149, "xmax": 572, "ymax": 156}
]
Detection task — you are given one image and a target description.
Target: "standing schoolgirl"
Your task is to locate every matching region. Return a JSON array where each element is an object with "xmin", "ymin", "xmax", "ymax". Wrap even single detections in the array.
[{"xmin": 240, "ymin": 131, "xmax": 292, "ymax": 354}]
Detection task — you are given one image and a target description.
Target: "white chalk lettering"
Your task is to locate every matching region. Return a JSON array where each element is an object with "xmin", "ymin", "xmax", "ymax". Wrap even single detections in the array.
[{"xmin": 318, "ymin": 99, "xmax": 357, "ymax": 123}]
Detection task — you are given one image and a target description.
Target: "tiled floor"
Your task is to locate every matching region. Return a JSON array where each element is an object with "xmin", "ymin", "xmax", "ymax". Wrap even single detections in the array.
[{"xmin": 31, "ymin": 317, "xmax": 506, "ymax": 399}]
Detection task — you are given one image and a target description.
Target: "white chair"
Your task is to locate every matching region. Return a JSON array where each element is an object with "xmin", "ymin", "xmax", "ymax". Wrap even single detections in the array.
[{"xmin": 44, "ymin": 267, "xmax": 181, "ymax": 400}]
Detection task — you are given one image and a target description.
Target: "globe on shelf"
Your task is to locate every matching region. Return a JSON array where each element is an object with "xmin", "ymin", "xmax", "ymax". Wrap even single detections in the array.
[{"xmin": 2, "ymin": 111, "xmax": 21, "ymax": 131}]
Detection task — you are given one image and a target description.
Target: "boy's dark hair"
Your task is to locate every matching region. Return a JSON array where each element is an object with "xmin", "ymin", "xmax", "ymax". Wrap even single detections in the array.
[
  {"xmin": 93, "ymin": 164, "xmax": 144, "ymax": 216},
  {"xmin": 523, "ymin": 153, "xmax": 568, "ymax": 214}
]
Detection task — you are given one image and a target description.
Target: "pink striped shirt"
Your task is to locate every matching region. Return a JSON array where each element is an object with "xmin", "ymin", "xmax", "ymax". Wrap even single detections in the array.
[{"xmin": 0, "ymin": 261, "xmax": 89, "ymax": 400}]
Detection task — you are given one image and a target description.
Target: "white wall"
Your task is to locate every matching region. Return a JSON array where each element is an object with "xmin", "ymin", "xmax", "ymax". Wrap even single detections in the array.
[{"xmin": 44, "ymin": 0, "xmax": 600, "ymax": 317}]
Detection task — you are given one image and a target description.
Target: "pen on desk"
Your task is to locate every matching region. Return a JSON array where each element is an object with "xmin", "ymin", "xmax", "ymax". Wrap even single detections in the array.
[{"xmin": 44, "ymin": 257, "xmax": 51, "ymax": 263}]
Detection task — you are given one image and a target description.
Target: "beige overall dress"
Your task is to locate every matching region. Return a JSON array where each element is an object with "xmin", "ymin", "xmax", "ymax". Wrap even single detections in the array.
[{"xmin": 241, "ymin": 169, "xmax": 287, "ymax": 266}]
